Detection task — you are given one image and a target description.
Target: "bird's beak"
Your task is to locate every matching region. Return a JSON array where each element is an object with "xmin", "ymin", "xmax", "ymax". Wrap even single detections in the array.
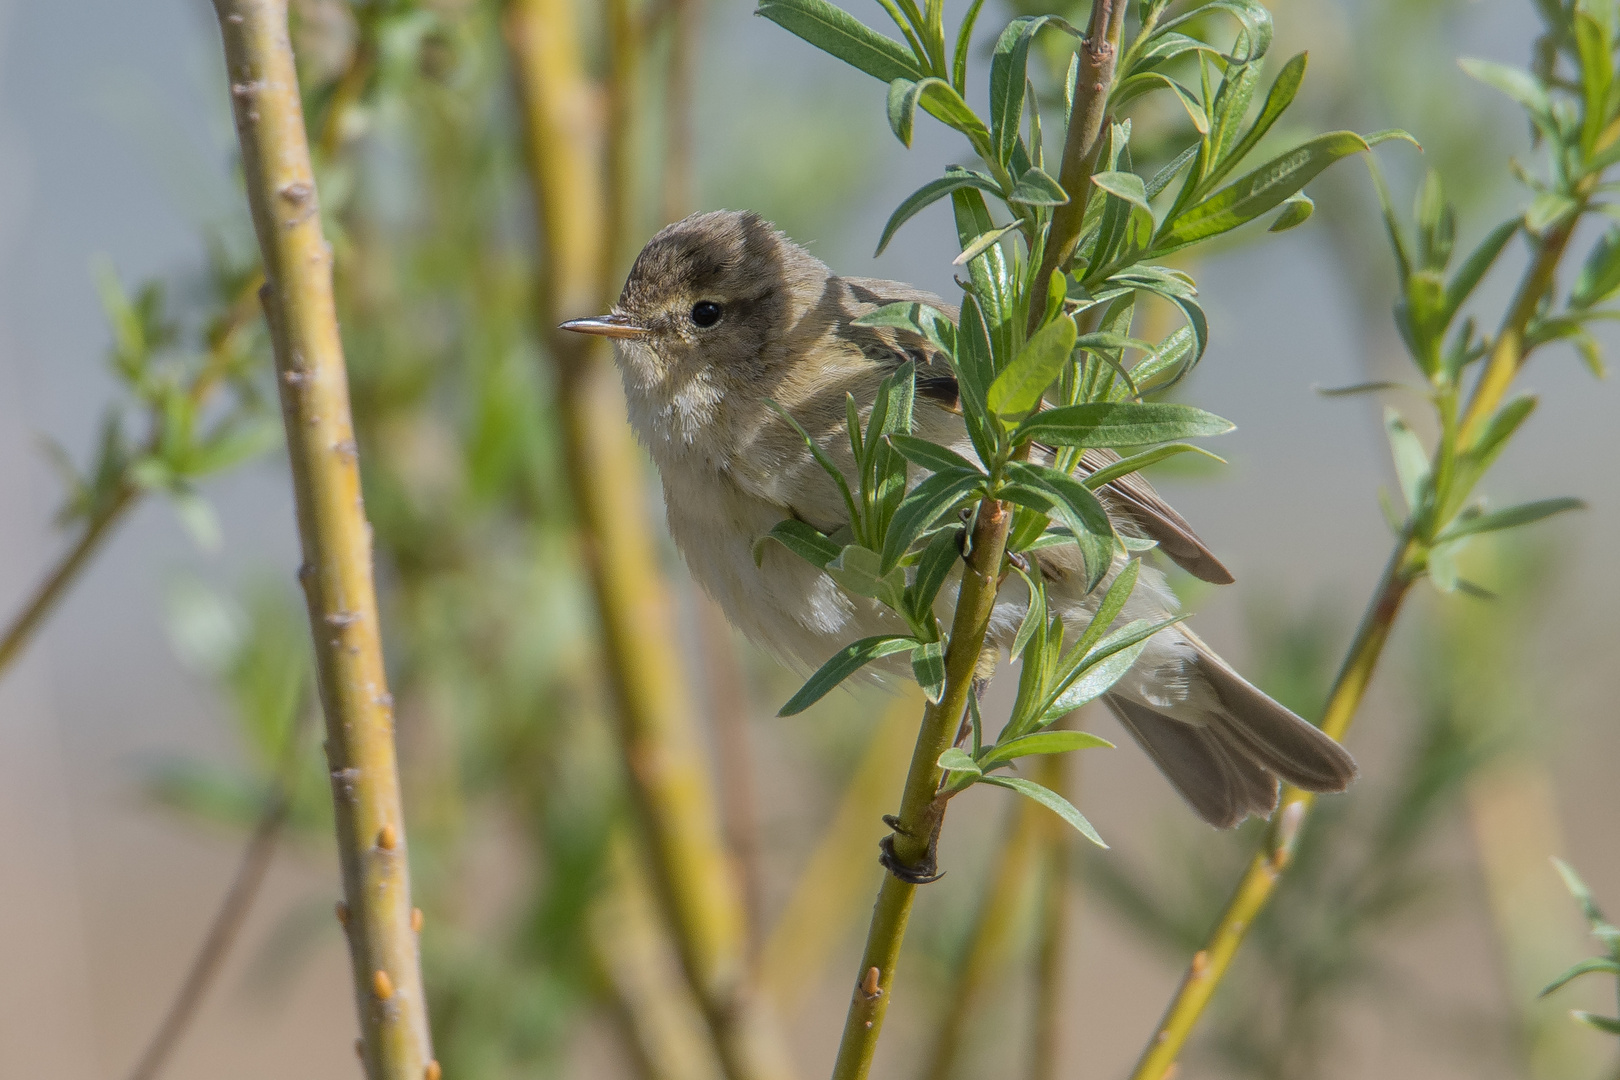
[{"xmin": 560, "ymin": 313, "xmax": 649, "ymax": 340}]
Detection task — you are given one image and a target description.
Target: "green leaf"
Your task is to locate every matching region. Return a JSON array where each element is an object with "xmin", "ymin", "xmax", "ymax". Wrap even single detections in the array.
[
  {"xmin": 1009, "ymin": 569, "xmax": 1046, "ymax": 661},
  {"xmin": 767, "ymin": 399, "xmax": 861, "ymax": 534},
  {"xmin": 887, "ymin": 78, "xmax": 920, "ymax": 146},
  {"xmin": 987, "ymin": 315, "xmax": 1078, "ymax": 417},
  {"xmin": 1015, "ymin": 401, "xmax": 1233, "ymax": 447},
  {"xmin": 1009, "ymin": 167, "xmax": 1068, "ymax": 206},
  {"xmin": 1066, "ymin": 560, "xmax": 1140, "ymax": 662},
  {"xmin": 906, "ymin": 526, "xmax": 961, "ymax": 625},
  {"xmin": 758, "ymin": 0, "xmax": 926, "ymax": 83},
  {"xmin": 875, "ymin": 169, "xmax": 1002, "ymax": 256},
  {"xmin": 1046, "ymin": 616, "xmax": 1177, "ymax": 720},
  {"xmin": 1092, "ymin": 170, "xmax": 1152, "ymax": 212},
  {"xmin": 828, "ymin": 545, "xmax": 907, "ymax": 611},
  {"xmin": 989, "ymin": 16, "xmax": 1047, "ymax": 166},
  {"xmin": 1113, "ymin": 72, "xmax": 1209, "ymax": 134},
  {"xmin": 1525, "ymin": 192, "xmax": 1578, "ymax": 235},
  {"xmin": 1080, "ymin": 443, "xmax": 1226, "ymax": 489},
  {"xmin": 779, "ymin": 635, "xmax": 920, "ymax": 715},
  {"xmin": 1002, "ymin": 461, "xmax": 1115, "ymax": 589},
  {"xmin": 1383, "ymin": 407, "xmax": 1429, "ymax": 516},
  {"xmin": 1157, "ymin": 0, "xmax": 1273, "ymax": 64},
  {"xmin": 879, "ymin": 469, "xmax": 983, "ymax": 574},
  {"xmin": 1197, "ymin": 52, "xmax": 1307, "ymax": 197},
  {"xmin": 951, "ymin": 0, "xmax": 986, "ymax": 93},
  {"xmin": 1446, "ymin": 217, "xmax": 1520, "ymax": 319},
  {"xmin": 1553, "ymin": 858, "xmax": 1614, "ymax": 933},
  {"xmin": 1574, "ymin": 1012, "xmax": 1620, "ymax": 1036},
  {"xmin": 753, "ymin": 518, "xmax": 842, "ymax": 568},
  {"xmin": 887, "ymin": 77, "xmax": 991, "ymax": 149},
  {"xmin": 953, "ymin": 222, "xmax": 1022, "ymax": 266},
  {"xmin": 1459, "ymin": 57, "xmax": 1555, "ymax": 132},
  {"xmin": 1269, "ymin": 192, "xmax": 1314, "ymax": 231},
  {"xmin": 1571, "ymin": 226, "xmax": 1620, "ymax": 308},
  {"xmin": 976, "ymin": 774, "xmax": 1107, "ymax": 847},
  {"xmin": 1155, "ymin": 131, "xmax": 1371, "ymax": 255},
  {"xmin": 978, "ymin": 730, "xmax": 1114, "ymax": 771},
  {"xmin": 1438, "ymin": 497, "xmax": 1585, "ymax": 542},
  {"xmin": 1540, "ymin": 957, "xmax": 1620, "ymax": 998},
  {"xmin": 912, "ymin": 639, "xmax": 947, "ymax": 702},
  {"xmin": 886, "ymin": 433, "xmax": 981, "ymax": 475},
  {"xmin": 938, "ymin": 746, "xmax": 982, "ymax": 776}
]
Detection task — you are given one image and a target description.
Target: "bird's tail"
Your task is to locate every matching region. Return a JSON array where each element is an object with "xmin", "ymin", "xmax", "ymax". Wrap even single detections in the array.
[{"xmin": 1105, "ymin": 629, "xmax": 1356, "ymax": 829}]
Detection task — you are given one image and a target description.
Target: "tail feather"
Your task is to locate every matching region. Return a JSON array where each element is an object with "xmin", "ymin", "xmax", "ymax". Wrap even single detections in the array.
[
  {"xmin": 1181, "ymin": 629, "xmax": 1358, "ymax": 793},
  {"xmin": 1104, "ymin": 632, "xmax": 1356, "ymax": 828},
  {"xmin": 1106, "ymin": 694, "xmax": 1279, "ymax": 828}
]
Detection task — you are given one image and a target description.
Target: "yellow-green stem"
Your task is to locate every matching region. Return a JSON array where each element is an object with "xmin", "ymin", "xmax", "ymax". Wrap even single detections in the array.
[
  {"xmin": 830, "ymin": 499, "xmax": 1012, "ymax": 1080},
  {"xmin": 1028, "ymin": 750, "xmax": 1072, "ymax": 1080},
  {"xmin": 503, "ymin": 3, "xmax": 787, "ymax": 1078},
  {"xmin": 208, "ymin": 3, "xmax": 432, "ymax": 1076},
  {"xmin": 921, "ymin": 796, "xmax": 1042, "ymax": 1080},
  {"xmin": 1127, "ymin": 218, "xmax": 1580, "ymax": 1080}
]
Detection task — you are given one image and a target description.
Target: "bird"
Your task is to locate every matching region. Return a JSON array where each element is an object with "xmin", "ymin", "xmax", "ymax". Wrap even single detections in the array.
[{"xmin": 562, "ymin": 209, "xmax": 1355, "ymax": 828}]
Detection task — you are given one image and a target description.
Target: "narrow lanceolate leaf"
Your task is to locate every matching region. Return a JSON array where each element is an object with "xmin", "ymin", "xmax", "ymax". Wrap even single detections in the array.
[
  {"xmin": 953, "ymin": 221, "xmax": 1022, "ymax": 266},
  {"xmin": 1570, "ymin": 225, "xmax": 1620, "ymax": 309},
  {"xmin": 1044, "ymin": 633, "xmax": 1154, "ymax": 718},
  {"xmin": 1572, "ymin": 1013, "xmax": 1620, "ymax": 1036},
  {"xmin": 976, "ymin": 775, "xmax": 1107, "ymax": 847},
  {"xmin": 875, "ymin": 169, "xmax": 1001, "ymax": 256},
  {"xmin": 778, "ymin": 635, "xmax": 919, "ymax": 716},
  {"xmin": 912, "ymin": 639, "xmax": 947, "ymax": 703},
  {"xmin": 1445, "ymin": 217, "xmax": 1519, "ymax": 318},
  {"xmin": 887, "ymin": 77, "xmax": 991, "ymax": 150},
  {"xmin": 1009, "ymin": 167, "xmax": 1068, "ymax": 206},
  {"xmin": 978, "ymin": 730, "xmax": 1114, "ymax": 771},
  {"xmin": 1009, "ymin": 569, "xmax": 1046, "ymax": 661},
  {"xmin": 1065, "ymin": 559, "xmax": 1141, "ymax": 661},
  {"xmin": 1203, "ymin": 52, "xmax": 1307, "ymax": 194},
  {"xmin": 887, "ymin": 433, "xmax": 982, "ymax": 476},
  {"xmin": 1154, "ymin": 131, "xmax": 1371, "ymax": 255},
  {"xmin": 1092, "ymin": 170, "xmax": 1152, "ymax": 212},
  {"xmin": 989, "ymin": 16, "xmax": 1046, "ymax": 165},
  {"xmin": 1080, "ymin": 443, "xmax": 1225, "ymax": 490},
  {"xmin": 1458, "ymin": 58, "xmax": 1555, "ymax": 131},
  {"xmin": 757, "ymin": 0, "xmax": 925, "ymax": 83},
  {"xmin": 1002, "ymin": 461, "xmax": 1116, "ymax": 589},
  {"xmin": 906, "ymin": 526, "xmax": 961, "ymax": 625},
  {"xmin": 753, "ymin": 518, "xmax": 842, "ymax": 568},
  {"xmin": 1539, "ymin": 957, "xmax": 1620, "ymax": 998},
  {"xmin": 887, "ymin": 78, "xmax": 920, "ymax": 146},
  {"xmin": 987, "ymin": 315, "xmax": 1078, "ymax": 417},
  {"xmin": 1383, "ymin": 407, "xmax": 1429, "ymax": 515},
  {"xmin": 879, "ymin": 467, "xmax": 984, "ymax": 574},
  {"xmin": 1015, "ymin": 402, "xmax": 1233, "ymax": 448},
  {"xmin": 1438, "ymin": 497, "xmax": 1585, "ymax": 542}
]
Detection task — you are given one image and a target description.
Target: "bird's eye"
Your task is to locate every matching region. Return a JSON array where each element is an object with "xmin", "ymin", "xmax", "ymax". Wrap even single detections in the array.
[{"xmin": 690, "ymin": 300, "xmax": 722, "ymax": 328}]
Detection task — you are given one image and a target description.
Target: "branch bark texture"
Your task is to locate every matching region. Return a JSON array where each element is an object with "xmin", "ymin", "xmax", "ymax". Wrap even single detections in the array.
[{"xmin": 208, "ymin": 3, "xmax": 432, "ymax": 1076}]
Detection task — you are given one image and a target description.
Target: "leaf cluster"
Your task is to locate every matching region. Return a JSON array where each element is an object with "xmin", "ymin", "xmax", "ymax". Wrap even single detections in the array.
[
  {"xmin": 1540, "ymin": 860, "xmax": 1620, "ymax": 1037},
  {"xmin": 753, "ymin": 0, "xmax": 1396, "ymax": 842}
]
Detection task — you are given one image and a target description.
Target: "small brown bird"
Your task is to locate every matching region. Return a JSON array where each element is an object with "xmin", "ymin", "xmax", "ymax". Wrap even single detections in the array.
[{"xmin": 564, "ymin": 209, "xmax": 1355, "ymax": 828}]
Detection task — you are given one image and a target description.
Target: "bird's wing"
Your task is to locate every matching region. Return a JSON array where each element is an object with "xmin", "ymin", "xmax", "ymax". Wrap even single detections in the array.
[{"xmin": 831, "ymin": 277, "xmax": 1232, "ymax": 584}]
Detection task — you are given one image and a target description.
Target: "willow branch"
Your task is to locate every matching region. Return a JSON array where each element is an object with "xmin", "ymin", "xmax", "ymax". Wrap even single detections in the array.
[
  {"xmin": 1028, "ymin": 0, "xmax": 1129, "ymax": 332},
  {"xmin": 502, "ymin": 3, "xmax": 787, "ymax": 1078},
  {"xmin": 208, "ymin": 4, "xmax": 432, "ymax": 1077},
  {"xmin": 830, "ymin": 499, "xmax": 1013, "ymax": 1080},
  {"xmin": 1128, "ymin": 220, "xmax": 1580, "ymax": 1080},
  {"xmin": 1028, "ymin": 750, "xmax": 1073, "ymax": 1080},
  {"xmin": 920, "ymin": 796, "xmax": 1042, "ymax": 1080},
  {"xmin": 123, "ymin": 707, "xmax": 312, "ymax": 1080}
]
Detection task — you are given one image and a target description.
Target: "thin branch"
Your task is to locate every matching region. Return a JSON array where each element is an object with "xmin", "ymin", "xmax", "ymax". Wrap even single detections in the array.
[
  {"xmin": 123, "ymin": 708, "xmax": 312, "ymax": 1080},
  {"xmin": 208, "ymin": 3, "xmax": 433, "ymax": 1077},
  {"xmin": 1028, "ymin": 750, "xmax": 1073, "ymax": 1080},
  {"xmin": 1028, "ymin": 0, "xmax": 1129, "ymax": 333},
  {"xmin": 502, "ymin": 2, "xmax": 789, "ymax": 1077},
  {"xmin": 920, "ymin": 797, "xmax": 1042, "ymax": 1080},
  {"xmin": 1127, "ymin": 220, "xmax": 1580, "ymax": 1080},
  {"xmin": 830, "ymin": 498, "xmax": 1013, "ymax": 1080},
  {"xmin": 0, "ymin": 484, "xmax": 135, "ymax": 678}
]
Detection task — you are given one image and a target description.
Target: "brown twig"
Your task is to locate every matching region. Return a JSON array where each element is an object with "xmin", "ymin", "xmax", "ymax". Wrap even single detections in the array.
[
  {"xmin": 208, "ymin": 3, "xmax": 433, "ymax": 1077},
  {"xmin": 122, "ymin": 708, "xmax": 313, "ymax": 1080}
]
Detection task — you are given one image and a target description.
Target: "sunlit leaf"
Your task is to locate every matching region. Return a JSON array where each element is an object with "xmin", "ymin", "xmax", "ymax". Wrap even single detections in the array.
[{"xmin": 778, "ymin": 635, "xmax": 919, "ymax": 716}]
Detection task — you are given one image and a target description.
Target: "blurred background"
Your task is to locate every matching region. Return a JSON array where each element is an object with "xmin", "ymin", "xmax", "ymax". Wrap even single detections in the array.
[{"xmin": 1, "ymin": 0, "xmax": 1617, "ymax": 1078}]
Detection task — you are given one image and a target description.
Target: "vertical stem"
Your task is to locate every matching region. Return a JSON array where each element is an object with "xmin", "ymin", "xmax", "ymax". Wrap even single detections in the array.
[
  {"xmin": 699, "ymin": 595, "xmax": 765, "ymax": 961},
  {"xmin": 503, "ymin": 4, "xmax": 787, "ymax": 1079},
  {"xmin": 1028, "ymin": 0, "xmax": 1128, "ymax": 333},
  {"xmin": 920, "ymin": 798, "xmax": 1042, "ymax": 1080},
  {"xmin": 1027, "ymin": 751, "xmax": 1072, "ymax": 1080},
  {"xmin": 830, "ymin": 499, "xmax": 1012, "ymax": 1080},
  {"xmin": 207, "ymin": 4, "xmax": 432, "ymax": 1077},
  {"xmin": 661, "ymin": 0, "xmax": 701, "ymax": 226},
  {"xmin": 1127, "ymin": 212, "xmax": 1581, "ymax": 1080}
]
